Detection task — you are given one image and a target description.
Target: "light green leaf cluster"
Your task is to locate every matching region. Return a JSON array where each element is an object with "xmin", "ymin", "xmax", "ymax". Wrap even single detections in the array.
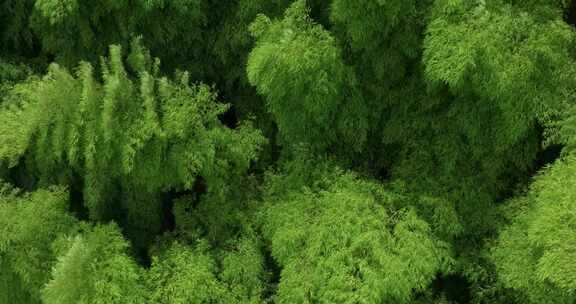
[
  {"xmin": 42, "ymin": 224, "xmax": 146, "ymax": 304},
  {"xmin": 425, "ymin": 0, "xmax": 576, "ymax": 142},
  {"xmin": 491, "ymin": 156, "xmax": 576, "ymax": 303},
  {"xmin": 219, "ymin": 235, "xmax": 267, "ymax": 303},
  {"xmin": 0, "ymin": 184, "xmax": 77, "ymax": 302},
  {"xmin": 247, "ymin": 0, "xmax": 369, "ymax": 152},
  {"xmin": 262, "ymin": 169, "xmax": 451, "ymax": 303},
  {"xmin": 0, "ymin": 39, "xmax": 265, "ymax": 248},
  {"xmin": 147, "ymin": 241, "xmax": 232, "ymax": 303},
  {"xmin": 0, "ymin": 183, "xmax": 267, "ymax": 303},
  {"xmin": 146, "ymin": 236, "xmax": 266, "ymax": 304}
]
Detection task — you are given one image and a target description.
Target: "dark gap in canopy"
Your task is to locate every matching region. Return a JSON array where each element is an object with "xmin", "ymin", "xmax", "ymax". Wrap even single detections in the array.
[
  {"xmin": 160, "ymin": 177, "xmax": 207, "ymax": 234},
  {"xmin": 531, "ymin": 122, "xmax": 564, "ymax": 178},
  {"xmin": 565, "ymin": 0, "xmax": 576, "ymax": 27},
  {"xmin": 432, "ymin": 273, "xmax": 472, "ymax": 303},
  {"xmin": 218, "ymin": 102, "xmax": 239, "ymax": 129},
  {"xmin": 68, "ymin": 171, "xmax": 89, "ymax": 221},
  {"xmin": 497, "ymin": 122, "xmax": 564, "ymax": 205},
  {"xmin": 261, "ymin": 242, "xmax": 282, "ymax": 301},
  {"xmin": 308, "ymin": 0, "xmax": 332, "ymax": 30}
]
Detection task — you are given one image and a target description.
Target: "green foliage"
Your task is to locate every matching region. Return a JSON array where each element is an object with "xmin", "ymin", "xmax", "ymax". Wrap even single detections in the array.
[
  {"xmin": 247, "ymin": 0, "xmax": 369, "ymax": 152},
  {"xmin": 212, "ymin": 0, "xmax": 291, "ymax": 89},
  {"xmin": 0, "ymin": 60, "xmax": 31, "ymax": 86},
  {"xmin": 31, "ymin": 0, "xmax": 140, "ymax": 66},
  {"xmin": 172, "ymin": 181, "xmax": 261, "ymax": 245},
  {"xmin": 28, "ymin": 0, "xmax": 210, "ymax": 73},
  {"xmin": 381, "ymin": 0, "xmax": 576, "ymax": 242},
  {"xmin": 0, "ymin": 0, "xmax": 36, "ymax": 57},
  {"xmin": 327, "ymin": 0, "xmax": 432, "ymax": 163},
  {"xmin": 330, "ymin": 0, "xmax": 430, "ymax": 86},
  {"xmin": 1, "ymin": 0, "xmax": 576, "ymax": 303},
  {"xmin": 0, "ymin": 60, "xmax": 31, "ymax": 109},
  {"xmin": 421, "ymin": 0, "xmax": 575, "ymax": 173},
  {"xmin": 146, "ymin": 236, "xmax": 265, "ymax": 304},
  {"xmin": 139, "ymin": 0, "xmax": 207, "ymax": 73},
  {"xmin": 42, "ymin": 223, "xmax": 146, "ymax": 304},
  {"xmin": 0, "ymin": 184, "xmax": 77, "ymax": 301},
  {"xmin": 147, "ymin": 241, "xmax": 233, "ymax": 303},
  {"xmin": 546, "ymin": 103, "xmax": 576, "ymax": 154},
  {"xmin": 0, "ymin": 39, "xmax": 265, "ymax": 248},
  {"xmin": 424, "ymin": 0, "xmax": 575, "ymax": 131},
  {"xmin": 491, "ymin": 156, "xmax": 576, "ymax": 303},
  {"xmin": 261, "ymin": 168, "xmax": 452, "ymax": 303},
  {"xmin": 219, "ymin": 234, "xmax": 267, "ymax": 302},
  {"xmin": 0, "ymin": 258, "xmax": 36, "ymax": 304}
]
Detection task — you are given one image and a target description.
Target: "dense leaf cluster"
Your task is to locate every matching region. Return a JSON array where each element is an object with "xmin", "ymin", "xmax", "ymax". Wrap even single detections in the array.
[{"xmin": 1, "ymin": 0, "xmax": 576, "ymax": 303}]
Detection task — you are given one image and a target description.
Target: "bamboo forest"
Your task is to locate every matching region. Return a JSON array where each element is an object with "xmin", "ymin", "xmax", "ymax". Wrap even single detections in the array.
[{"xmin": 1, "ymin": 0, "xmax": 576, "ymax": 303}]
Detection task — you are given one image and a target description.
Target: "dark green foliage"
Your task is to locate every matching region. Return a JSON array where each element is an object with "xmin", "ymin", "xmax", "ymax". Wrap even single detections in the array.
[
  {"xmin": 0, "ymin": 0, "xmax": 36, "ymax": 57},
  {"xmin": 0, "ymin": 59, "xmax": 33, "ymax": 179},
  {"xmin": 1, "ymin": 0, "xmax": 576, "ymax": 303},
  {"xmin": 139, "ymin": 0, "xmax": 208, "ymax": 74},
  {"xmin": 0, "ymin": 258, "xmax": 35, "ymax": 304},
  {"xmin": 0, "ymin": 61, "xmax": 31, "ymax": 88},
  {"xmin": 328, "ymin": 0, "xmax": 432, "ymax": 162},
  {"xmin": 30, "ymin": 0, "xmax": 142, "ymax": 66},
  {"xmin": 29, "ymin": 0, "xmax": 208, "ymax": 70},
  {"xmin": 212, "ymin": 0, "xmax": 291, "ymax": 90},
  {"xmin": 330, "ymin": 0, "xmax": 430, "ymax": 86}
]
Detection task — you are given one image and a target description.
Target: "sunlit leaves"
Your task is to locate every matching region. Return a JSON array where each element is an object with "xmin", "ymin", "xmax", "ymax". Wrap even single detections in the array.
[
  {"xmin": 0, "ymin": 40, "xmax": 265, "ymax": 248},
  {"xmin": 491, "ymin": 156, "xmax": 576, "ymax": 303},
  {"xmin": 262, "ymin": 170, "xmax": 451, "ymax": 303},
  {"xmin": 424, "ymin": 0, "xmax": 576, "ymax": 146},
  {"xmin": 0, "ymin": 185, "xmax": 77, "ymax": 301},
  {"xmin": 146, "ymin": 236, "xmax": 266, "ymax": 304},
  {"xmin": 42, "ymin": 224, "xmax": 146, "ymax": 304},
  {"xmin": 247, "ymin": 0, "xmax": 369, "ymax": 152}
]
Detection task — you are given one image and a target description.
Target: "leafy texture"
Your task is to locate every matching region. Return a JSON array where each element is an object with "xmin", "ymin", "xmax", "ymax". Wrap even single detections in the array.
[
  {"xmin": 0, "ymin": 39, "xmax": 265, "ymax": 249},
  {"xmin": 146, "ymin": 235, "xmax": 265, "ymax": 303},
  {"xmin": 0, "ymin": 0, "xmax": 36, "ymax": 57},
  {"xmin": 42, "ymin": 224, "xmax": 146, "ymax": 304},
  {"xmin": 384, "ymin": 0, "xmax": 576, "ymax": 242},
  {"xmin": 262, "ymin": 167, "xmax": 451, "ymax": 303},
  {"xmin": 491, "ymin": 156, "xmax": 576, "ymax": 303},
  {"xmin": 247, "ymin": 0, "xmax": 369, "ymax": 152},
  {"xmin": 0, "ymin": 184, "xmax": 77, "ymax": 303},
  {"xmin": 1, "ymin": 0, "xmax": 576, "ymax": 303}
]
